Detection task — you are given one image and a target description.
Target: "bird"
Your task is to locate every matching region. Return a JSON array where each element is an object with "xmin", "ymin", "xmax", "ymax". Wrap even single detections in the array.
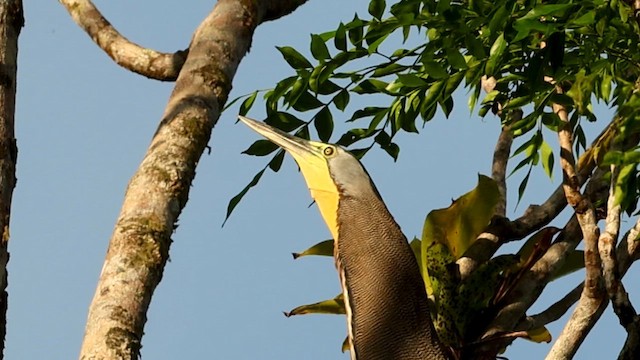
[{"xmin": 239, "ymin": 116, "xmax": 450, "ymax": 360}]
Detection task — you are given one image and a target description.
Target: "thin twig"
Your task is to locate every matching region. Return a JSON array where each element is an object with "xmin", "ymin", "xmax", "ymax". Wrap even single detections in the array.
[{"xmin": 516, "ymin": 283, "xmax": 583, "ymax": 331}]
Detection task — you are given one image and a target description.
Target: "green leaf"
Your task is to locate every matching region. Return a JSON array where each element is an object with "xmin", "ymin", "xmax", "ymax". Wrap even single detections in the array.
[
  {"xmin": 422, "ymin": 175, "xmax": 500, "ymax": 259},
  {"xmin": 285, "ymin": 294, "xmax": 345, "ymax": 316},
  {"xmin": 267, "ymin": 76, "xmax": 298, "ymax": 109},
  {"xmin": 486, "ymin": 34, "xmax": 507, "ymax": 75},
  {"xmin": 291, "ymin": 91, "xmax": 324, "ymax": 112},
  {"xmin": 334, "ymin": 23, "xmax": 347, "ymax": 51},
  {"xmin": 465, "ymin": 33, "xmax": 486, "ymax": 59},
  {"xmin": 368, "ymin": 0, "xmax": 386, "ymax": 20},
  {"xmin": 292, "ymin": 239, "xmax": 334, "ymax": 259},
  {"xmin": 443, "ymin": 71, "xmax": 465, "ymax": 100},
  {"xmin": 287, "ymin": 78, "xmax": 308, "ymax": 107},
  {"xmin": 267, "ymin": 112, "xmax": 305, "ymax": 132},
  {"xmin": 446, "ymin": 48, "xmax": 467, "ymax": 70},
  {"xmin": 352, "ymin": 79, "xmax": 389, "ymax": 94},
  {"xmin": 410, "ymin": 238, "xmax": 422, "ymax": 272},
  {"xmin": 525, "ymin": 327, "xmax": 552, "ymax": 343},
  {"xmin": 396, "ymin": 73, "xmax": 428, "ymax": 87},
  {"xmin": 276, "ymin": 46, "xmax": 313, "ymax": 69},
  {"xmin": 372, "ymin": 63, "xmax": 408, "ymax": 77},
  {"xmin": 268, "ymin": 150, "xmax": 285, "ymax": 172},
  {"xmin": 512, "ymin": 19, "xmax": 552, "ymax": 42},
  {"xmin": 518, "ymin": 4, "xmax": 574, "ymax": 21},
  {"xmin": 348, "ymin": 15, "xmax": 364, "ymax": 47},
  {"xmin": 423, "ymin": 61, "xmax": 448, "ymax": 79},
  {"xmin": 242, "ymin": 139, "xmax": 279, "ymax": 156},
  {"xmin": 602, "ymin": 150, "xmax": 624, "ymax": 166},
  {"xmin": 421, "ymin": 239, "xmax": 456, "ymax": 299},
  {"xmin": 311, "ymin": 34, "xmax": 331, "ymax": 61},
  {"xmin": 223, "ymin": 169, "xmax": 265, "ymax": 226},
  {"xmin": 348, "ymin": 106, "xmax": 387, "ymax": 122},
  {"xmin": 333, "ymin": 89, "xmax": 350, "ymax": 111},
  {"xmin": 614, "ymin": 164, "xmax": 636, "ymax": 207},
  {"xmin": 571, "ymin": 11, "xmax": 595, "ymax": 26},
  {"xmin": 238, "ymin": 91, "xmax": 258, "ymax": 116},
  {"xmin": 540, "ymin": 140, "xmax": 554, "ymax": 178},
  {"xmin": 517, "ymin": 169, "xmax": 532, "ymax": 205},
  {"xmin": 504, "ymin": 95, "xmax": 533, "ymax": 110},
  {"xmin": 367, "ymin": 32, "xmax": 390, "ymax": 54},
  {"xmin": 314, "ymin": 107, "xmax": 334, "ymax": 142},
  {"xmin": 422, "ymin": 80, "xmax": 445, "ymax": 113}
]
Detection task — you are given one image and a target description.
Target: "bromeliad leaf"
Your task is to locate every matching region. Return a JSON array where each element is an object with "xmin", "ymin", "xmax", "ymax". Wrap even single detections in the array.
[
  {"xmin": 525, "ymin": 326, "xmax": 552, "ymax": 343},
  {"xmin": 292, "ymin": 239, "xmax": 334, "ymax": 259},
  {"xmin": 422, "ymin": 175, "xmax": 499, "ymax": 258},
  {"xmin": 284, "ymin": 294, "xmax": 345, "ymax": 316}
]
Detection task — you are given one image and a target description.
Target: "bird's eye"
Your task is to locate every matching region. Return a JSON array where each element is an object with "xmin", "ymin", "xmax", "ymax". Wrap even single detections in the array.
[{"xmin": 323, "ymin": 146, "xmax": 335, "ymax": 157}]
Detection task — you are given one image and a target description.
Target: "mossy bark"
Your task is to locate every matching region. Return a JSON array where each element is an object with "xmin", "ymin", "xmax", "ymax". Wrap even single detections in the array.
[{"xmin": 79, "ymin": 1, "xmax": 308, "ymax": 359}]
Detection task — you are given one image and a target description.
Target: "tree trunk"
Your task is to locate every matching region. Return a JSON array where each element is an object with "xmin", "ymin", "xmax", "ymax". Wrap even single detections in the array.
[
  {"xmin": 0, "ymin": 1, "xmax": 23, "ymax": 358},
  {"xmin": 79, "ymin": 1, "xmax": 308, "ymax": 358}
]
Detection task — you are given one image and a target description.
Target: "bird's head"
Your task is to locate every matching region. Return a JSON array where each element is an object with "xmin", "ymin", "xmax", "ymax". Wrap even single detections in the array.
[{"xmin": 239, "ymin": 116, "xmax": 375, "ymax": 240}]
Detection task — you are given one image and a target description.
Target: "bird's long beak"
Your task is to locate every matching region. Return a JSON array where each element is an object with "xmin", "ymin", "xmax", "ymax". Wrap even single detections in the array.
[
  {"xmin": 238, "ymin": 116, "xmax": 324, "ymax": 161},
  {"xmin": 239, "ymin": 115, "xmax": 340, "ymax": 240}
]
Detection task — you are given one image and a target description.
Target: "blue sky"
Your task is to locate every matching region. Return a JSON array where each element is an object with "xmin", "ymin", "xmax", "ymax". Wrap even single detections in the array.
[{"xmin": 7, "ymin": 1, "xmax": 635, "ymax": 359}]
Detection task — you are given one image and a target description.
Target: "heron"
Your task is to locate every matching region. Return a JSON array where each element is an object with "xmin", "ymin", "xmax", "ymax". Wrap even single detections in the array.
[{"xmin": 239, "ymin": 116, "xmax": 449, "ymax": 360}]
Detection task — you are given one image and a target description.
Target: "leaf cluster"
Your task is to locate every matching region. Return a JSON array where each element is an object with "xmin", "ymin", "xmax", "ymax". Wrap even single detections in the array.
[{"xmin": 227, "ymin": 0, "xmax": 640, "ymax": 217}]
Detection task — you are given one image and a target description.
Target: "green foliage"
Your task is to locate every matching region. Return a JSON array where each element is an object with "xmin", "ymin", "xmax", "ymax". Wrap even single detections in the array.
[
  {"xmin": 226, "ymin": 0, "xmax": 640, "ymax": 218},
  {"xmin": 225, "ymin": 0, "xmax": 640, "ymax": 354}
]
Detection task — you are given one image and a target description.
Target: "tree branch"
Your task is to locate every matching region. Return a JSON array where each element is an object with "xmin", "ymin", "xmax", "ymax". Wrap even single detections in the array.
[
  {"xmin": 516, "ymin": 283, "xmax": 583, "ymax": 331},
  {"xmin": 545, "ymin": 292, "xmax": 608, "ymax": 360},
  {"xmin": 598, "ymin": 162, "xmax": 640, "ymax": 359},
  {"xmin": 543, "ymin": 89, "xmax": 604, "ymax": 359},
  {"xmin": 59, "ymin": 0, "xmax": 187, "ymax": 81},
  {"xmin": 0, "ymin": 1, "xmax": 22, "ymax": 357},
  {"xmin": 79, "ymin": 1, "xmax": 309, "ymax": 358},
  {"xmin": 457, "ymin": 125, "xmax": 604, "ymax": 280},
  {"xmin": 618, "ymin": 216, "xmax": 640, "ymax": 273},
  {"xmin": 618, "ymin": 316, "xmax": 640, "ymax": 360},
  {"xmin": 492, "ymin": 123, "xmax": 514, "ymax": 217}
]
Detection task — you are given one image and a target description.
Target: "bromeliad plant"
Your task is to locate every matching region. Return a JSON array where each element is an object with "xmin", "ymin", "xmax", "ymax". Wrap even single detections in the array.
[{"xmin": 286, "ymin": 175, "xmax": 583, "ymax": 358}]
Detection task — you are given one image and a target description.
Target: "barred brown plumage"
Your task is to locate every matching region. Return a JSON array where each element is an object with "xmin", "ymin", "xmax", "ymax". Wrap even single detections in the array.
[{"xmin": 240, "ymin": 116, "xmax": 450, "ymax": 360}]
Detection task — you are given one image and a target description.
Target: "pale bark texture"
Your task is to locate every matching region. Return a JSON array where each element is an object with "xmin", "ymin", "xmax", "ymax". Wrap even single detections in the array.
[
  {"xmin": 0, "ymin": 1, "xmax": 22, "ymax": 357},
  {"xmin": 59, "ymin": 0, "xmax": 186, "ymax": 81},
  {"xmin": 78, "ymin": 1, "xmax": 307, "ymax": 359}
]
